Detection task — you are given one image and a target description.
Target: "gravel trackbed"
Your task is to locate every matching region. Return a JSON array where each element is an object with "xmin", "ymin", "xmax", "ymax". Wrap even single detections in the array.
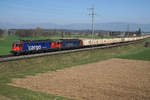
[{"xmin": 10, "ymin": 58, "xmax": 150, "ymax": 100}]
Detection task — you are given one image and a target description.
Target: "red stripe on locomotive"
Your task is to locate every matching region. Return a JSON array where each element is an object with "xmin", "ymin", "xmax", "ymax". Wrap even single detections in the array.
[
  {"xmin": 12, "ymin": 43, "xmax": 24, "ymax": 52},
  {"xmin": 80, "ymin": 41, "xmax": 83, "ymax": 46},
  {"xmin": 51, "ymin": 41, "xmax": 62, "ymax": 48}
]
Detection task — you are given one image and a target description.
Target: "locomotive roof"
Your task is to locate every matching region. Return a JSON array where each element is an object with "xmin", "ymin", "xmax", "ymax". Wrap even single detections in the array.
[
  {"xmin": 20, "ymin": 39, "xmax": 52, "ymax": 43},
  {"xmin": 59, "ymin": 39, "xmax": 81, "ymax": 41},
  {"xmin": 13, "ymin": 39, "xmax": 81, "ymax": 44}
]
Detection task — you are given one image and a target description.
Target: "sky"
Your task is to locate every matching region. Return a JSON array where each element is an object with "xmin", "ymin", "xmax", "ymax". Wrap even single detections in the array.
[{"xmin": 0, "ymin": 0, "xmax": 150, "ymax": 25}]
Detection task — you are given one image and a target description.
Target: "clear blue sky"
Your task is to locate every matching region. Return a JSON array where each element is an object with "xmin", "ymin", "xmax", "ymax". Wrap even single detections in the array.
[{"xmin": 0, "ymin": 0, "xmax": 150, "ymax": 24}]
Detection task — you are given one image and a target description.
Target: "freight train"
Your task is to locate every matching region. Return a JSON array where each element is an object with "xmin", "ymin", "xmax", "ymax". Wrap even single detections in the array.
[{"xmin": 11, "ymin": 35, "xmax": 150, "ymax": 55}]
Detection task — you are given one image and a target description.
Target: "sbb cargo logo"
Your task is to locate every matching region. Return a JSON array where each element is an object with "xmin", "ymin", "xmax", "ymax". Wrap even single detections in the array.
[{"xmin": 28, "ymin": 45, "xmax": 41, "ymax": 51}]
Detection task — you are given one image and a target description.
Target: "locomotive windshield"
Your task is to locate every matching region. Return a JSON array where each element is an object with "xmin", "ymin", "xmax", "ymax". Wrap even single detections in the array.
[
  {"xmin": 13, "ymin": 43, "xmax": 23, "ymax": 47},
  {"xmin": 16, "ymin": 44, "xmax": 20, "ymax": 47}
]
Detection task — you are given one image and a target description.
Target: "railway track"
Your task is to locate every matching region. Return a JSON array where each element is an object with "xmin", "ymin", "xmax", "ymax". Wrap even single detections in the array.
[
  {"xmin": 0, "ymin": 55, "xmax": 14, "ymax": 58},
  {"xmin": 0, "ymin": 39, "xmax": 147, "ymax": 63}
]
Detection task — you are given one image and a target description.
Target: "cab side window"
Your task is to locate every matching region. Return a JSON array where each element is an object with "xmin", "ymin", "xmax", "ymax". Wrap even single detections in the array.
[
  {"xmin": 20, "ymin": 44, "xmax": 23, "ymax": 47},
  {"xmin": 58, "ymin": 41, "xmax": 61, "ymax": 44}
]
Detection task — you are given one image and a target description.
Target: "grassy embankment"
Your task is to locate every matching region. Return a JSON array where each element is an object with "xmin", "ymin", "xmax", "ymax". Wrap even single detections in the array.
[
  {"xmin": 118, "ymin": 48, "xmax": 150, "ymax": 61},
  {"xmin": 118, "ymin": 45, "xmax": 150, "ymax": 61},
  {"xmin": 0, "ymin": 37, "xmax": 150, "ymax": 100}
]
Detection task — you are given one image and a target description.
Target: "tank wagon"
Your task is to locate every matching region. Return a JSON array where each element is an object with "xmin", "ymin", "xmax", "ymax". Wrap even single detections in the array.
[{"xmin": 11, "ymin": 35, "xmax": 150, "ymax": 55}]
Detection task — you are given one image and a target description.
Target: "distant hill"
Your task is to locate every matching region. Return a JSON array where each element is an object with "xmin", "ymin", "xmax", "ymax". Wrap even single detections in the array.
[{"xmin": 0, "ymin": 22, "xmax": 150, "ymax": 32}]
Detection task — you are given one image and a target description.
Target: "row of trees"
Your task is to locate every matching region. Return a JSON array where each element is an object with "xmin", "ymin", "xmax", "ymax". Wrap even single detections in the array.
[
  {"xmin": 0, "ymin": 27, "xmax": 142, "ymax": 38},
  {"xmin": 15, "ymin": 27, "xmax": 51, "ymax": 37},
  {"xmin": 16, "ymin": 27, "xmax": 74, "ymax": 37},
  {"xmin": 5, "ymin": 27, "xmax": 72, "ymax": 38}
]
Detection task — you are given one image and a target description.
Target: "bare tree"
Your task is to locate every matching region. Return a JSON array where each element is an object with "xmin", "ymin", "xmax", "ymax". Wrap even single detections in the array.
[
  {"xmin": 3, "ymin": 29, "xmax": 8, "ymax": 37},
  {"xmin": 15, "ymin": 29, "xmax": 34, "ymax": 37},
  {"xmin": 0, "ymin": 28, "xmax": 4, "ymax": 37},
  {"xmin": 35, "ymin": 27, "xmax": 44, "ymax": 37},
  {"xmin": 47, "ymin": 29, "xmax": 52, "ymax": 36}
]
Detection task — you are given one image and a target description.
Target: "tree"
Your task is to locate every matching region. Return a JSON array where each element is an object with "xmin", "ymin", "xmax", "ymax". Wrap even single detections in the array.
[
  {"xmin": 15, "ymin": 29, "xmax": 34, "ymax": 37},
  {"xmin": 136, "ymin": 28, "xmax": 141, "ymax": 36},
  {"xmin": 61, "ymin": 32, "xmax": 64, "ymax": 38},
  {"xmin": 3, "ymin": 29, "xmax": 8, "ymax": 37},
  {"xmin": 47, "ymin": 29, "xmax": 53, "ymax": 36},
  {"xmin": 35, "ymin": 27, "xmax": 44, "ymax": 37},
  {"xmin": 0, "ymin": 28, "xmax": 3, "ymax": 37}
]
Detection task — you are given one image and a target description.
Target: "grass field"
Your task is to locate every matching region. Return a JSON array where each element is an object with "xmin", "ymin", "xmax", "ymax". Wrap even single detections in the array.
[
  {"xmin": 0, "ymin": 37, "xmax": 150, "ymax": 100},
  {"xmin": 117, "ymin": 38, "xmax": 150, "ymax": 61},
  {"xmin": 118, "ymin": 48, "xmax": 150, "ymax": 61}
]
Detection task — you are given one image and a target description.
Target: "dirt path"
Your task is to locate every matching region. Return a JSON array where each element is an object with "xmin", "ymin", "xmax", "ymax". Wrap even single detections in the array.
[{"xmin": 10, "ymin": 58, "xmax": 150, "ymax": 100}]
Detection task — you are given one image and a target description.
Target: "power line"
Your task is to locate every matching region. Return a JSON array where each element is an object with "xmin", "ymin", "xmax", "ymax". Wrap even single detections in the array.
[
  {"xmin": 127, "ymin": 24, "xmax": 130, "ymax": 37},
  {"xmin": 127, "ymin": 24, "xmax": 130, "ymax": 32}
]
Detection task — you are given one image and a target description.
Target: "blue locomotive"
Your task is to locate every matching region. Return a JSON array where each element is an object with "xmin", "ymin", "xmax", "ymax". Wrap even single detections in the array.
[{"xmin": 11, "ymin": 39, "xmax": 83, "ymax": 55}]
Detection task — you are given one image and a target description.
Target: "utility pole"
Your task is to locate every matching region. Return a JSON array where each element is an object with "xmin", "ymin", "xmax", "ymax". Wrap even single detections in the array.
[
  {"xmin": 127, "ymin": 24, "xmax": 130, "ymax": 37},
  {"xmin": 88, "ymin": 7, "xmax": 95, "ymax": 44},
  {"xmin": 137, "ymin": 24, "xmax": 142, "ymax": 36}
]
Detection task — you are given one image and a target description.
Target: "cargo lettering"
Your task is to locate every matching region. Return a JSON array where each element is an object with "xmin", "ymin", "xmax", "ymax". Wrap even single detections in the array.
[{"xmin": 28, "ymin": 45, "xmax": 41, "ymax": 50}]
